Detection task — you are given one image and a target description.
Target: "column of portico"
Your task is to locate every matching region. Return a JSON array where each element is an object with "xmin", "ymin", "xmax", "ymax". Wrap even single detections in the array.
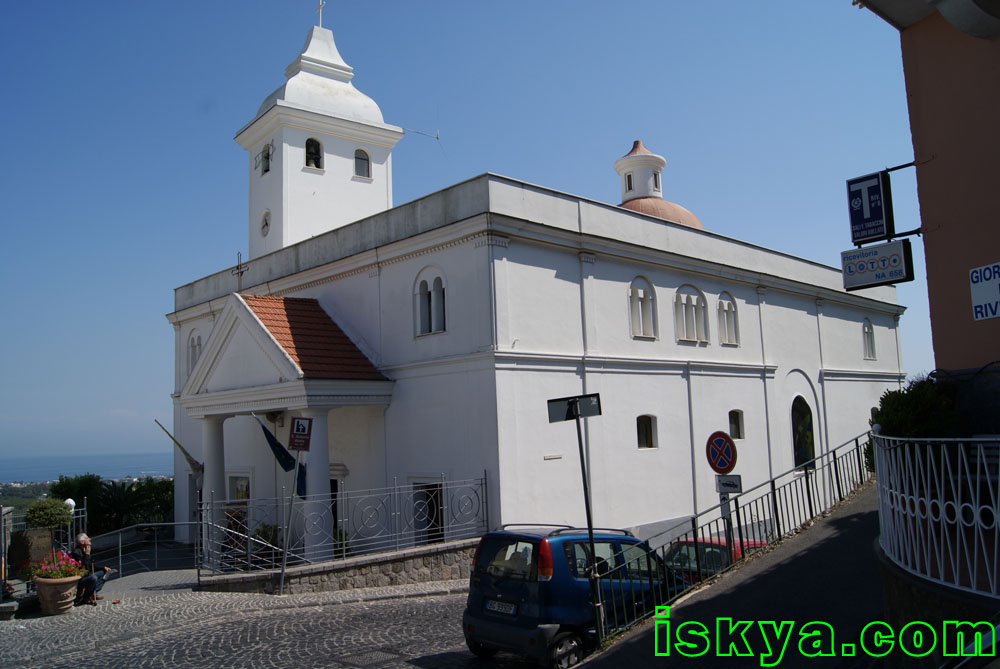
[
  {"xmin": 300, "ymin": 408, "xmax": 333, "ymax": 561},
  {"xmin": 201, "ymin": 415, "xmax": 227, "ymax": 562}
]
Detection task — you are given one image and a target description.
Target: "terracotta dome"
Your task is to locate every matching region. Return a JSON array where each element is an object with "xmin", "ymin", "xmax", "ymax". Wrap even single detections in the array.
[
  {"xmin": 620, "ymin": 197, "xmax": 705, "ymax": 230},
  {"xmin": 613, "ymin": 140, "xmax": 705, "ymax": 230}
]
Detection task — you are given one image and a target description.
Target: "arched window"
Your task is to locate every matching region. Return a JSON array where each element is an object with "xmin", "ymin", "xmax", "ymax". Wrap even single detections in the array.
[
  {"xmin": 792, "ymin": 396, "xmax": 815, "ymax": 469},
  {"xmin": 354, "ymin": 149, "xmax": 370, "ymax": 178},
  {"xmin": 187, "ymin": 330, "xmax": 202, "ymax": 375},
  {"xmin": 629, "ymin": 277, "xmax": 656, "ymax": 338},
  {"xmin": 305, "ymin": 138, "xmax": 323, "ymax": 169},
  {"xmin": 674, "ymin": 285, "xmax": 708, "ymax": 343},
  {"xmin": 414, "ymin": 268, "xmax": 446, "ymax": 335},
  {"xmin": 637, "ymin": 415, "xmax": 657, "ymax": 449},
  {"xmin": 718, "ymin": 292, "xmax": 739, "ymax": 346},
  {"xmin": 863, "ymin": 318, "xmax": 876, "ymax": 360}
]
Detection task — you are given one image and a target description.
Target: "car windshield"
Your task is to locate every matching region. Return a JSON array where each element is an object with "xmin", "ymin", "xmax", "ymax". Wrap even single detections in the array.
[
  {"xmin": 475, "ymin": 537, "xmax": 536, "ymax": 580},
  {"xmin": 663, "ymin": 542, "xmax": 729, "ymax": 574}
]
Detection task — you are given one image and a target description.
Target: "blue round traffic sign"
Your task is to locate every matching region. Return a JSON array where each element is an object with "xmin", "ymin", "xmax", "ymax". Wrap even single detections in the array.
[{"xmin": 706, "ymin": 431, "xmax": 737, "ymax": 474}]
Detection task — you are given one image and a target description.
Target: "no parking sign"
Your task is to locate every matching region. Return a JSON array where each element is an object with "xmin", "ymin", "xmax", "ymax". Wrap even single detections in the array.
[{"xmin": 706, "ymin": 431, "xmax": 737, "ymax": 475}]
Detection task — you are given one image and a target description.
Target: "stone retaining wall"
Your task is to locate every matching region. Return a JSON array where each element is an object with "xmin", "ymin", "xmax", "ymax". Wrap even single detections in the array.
[{"xmin": 198, "ymin": 538, "xmax": 478, "ymax": 595}]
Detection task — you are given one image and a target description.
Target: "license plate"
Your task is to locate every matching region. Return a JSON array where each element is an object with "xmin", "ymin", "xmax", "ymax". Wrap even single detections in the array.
[{"xmin": 485, "ymin": 599, "xmax": 517, "ymax": 615}]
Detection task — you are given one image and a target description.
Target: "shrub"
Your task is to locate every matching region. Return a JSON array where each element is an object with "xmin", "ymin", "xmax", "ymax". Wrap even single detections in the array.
[
  {"xmin": 24, "ymin": 498, "xmax": 72, "ymax": 530},
  {"xmin": 870, "ymin": 377, "xmax": 956, "ymax": 438}
]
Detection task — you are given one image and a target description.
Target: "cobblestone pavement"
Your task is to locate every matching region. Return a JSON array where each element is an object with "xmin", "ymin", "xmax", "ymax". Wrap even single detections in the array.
[{"xmin": 0, "ymin": 573, "xmax": 538, "ymax": 669}]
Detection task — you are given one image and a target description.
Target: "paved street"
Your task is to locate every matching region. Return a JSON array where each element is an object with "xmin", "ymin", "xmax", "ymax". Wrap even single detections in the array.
[
  {"xmin": 0, "ymin": 575, "xmax": 541, "ymax": 669},
  {"xmin": 2, "ymin": 483, "xmax": 882, "ymax": 668}
]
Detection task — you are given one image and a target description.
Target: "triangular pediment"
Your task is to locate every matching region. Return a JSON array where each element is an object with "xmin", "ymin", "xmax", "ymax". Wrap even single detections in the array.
[{"xmin": 182, "ymin": 294, "xmax": 302, "ymax": 398}]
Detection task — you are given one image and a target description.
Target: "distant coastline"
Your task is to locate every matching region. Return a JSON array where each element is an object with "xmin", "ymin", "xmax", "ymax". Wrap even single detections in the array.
[{"xmin": 0, "ymin": 451, "xmax": 173, "ymax": 484}]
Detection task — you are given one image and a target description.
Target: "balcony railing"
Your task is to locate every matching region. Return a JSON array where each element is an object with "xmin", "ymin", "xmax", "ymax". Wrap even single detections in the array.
[{"xmin": 874, "ymin": 434, "xmax": 1000, "ymax": 599}]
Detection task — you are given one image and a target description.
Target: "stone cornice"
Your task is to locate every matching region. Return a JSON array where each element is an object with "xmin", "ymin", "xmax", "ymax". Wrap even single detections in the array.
[{"xmin": 180, "ymin": 378, "xmax": 395, "ymax": 418}]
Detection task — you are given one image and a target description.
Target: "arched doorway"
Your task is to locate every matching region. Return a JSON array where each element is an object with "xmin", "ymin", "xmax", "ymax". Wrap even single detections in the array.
[{"xmin": 792, "ymin": 396, "xmax": 815, "ymax": 468}]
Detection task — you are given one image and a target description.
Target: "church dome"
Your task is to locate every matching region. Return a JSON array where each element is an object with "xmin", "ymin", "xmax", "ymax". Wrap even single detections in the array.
[
  {"xmin": 255, "ymin": 26, "xmax": 385, "ymax": 126},
  {"xmin": 613, "ymin": 140, "xmax": 704, "ymax": 230},
  {"xmin": 620, "ymin": 197, "xmax": 704, "ymax": 230}
]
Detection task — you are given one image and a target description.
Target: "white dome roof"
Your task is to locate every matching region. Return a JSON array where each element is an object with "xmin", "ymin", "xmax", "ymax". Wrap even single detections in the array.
[{"xmin": 255, "ymin": 27, "xmax": 385, "ymax": 126}]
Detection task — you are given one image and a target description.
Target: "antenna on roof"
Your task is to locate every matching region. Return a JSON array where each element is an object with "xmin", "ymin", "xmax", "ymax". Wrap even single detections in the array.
[{"xmin": 401, "ymin": 126, "xmax": 440, "ymax": 141}]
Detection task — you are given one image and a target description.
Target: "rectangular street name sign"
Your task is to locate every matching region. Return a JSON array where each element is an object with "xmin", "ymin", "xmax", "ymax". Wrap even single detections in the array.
[
  {"xmin": 547, "ymin": 393, "xmax": 602, "ymax": 423},
  {"xmin": 847, "ymin": 171, "xmax": 895, "ymax": 245},
  {"xmin": 842, "ymin": 239, "xmax": 914, "ymax": 291},
  {"xmin": 971, "ymin": 260, "xmax": 1000, "ymax": 321}
]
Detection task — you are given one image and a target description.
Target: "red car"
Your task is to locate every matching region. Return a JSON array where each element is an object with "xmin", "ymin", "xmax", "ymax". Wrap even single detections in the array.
[{"xmin": 661, "ymin": 537, "xmax": 766, "ymax": 584}]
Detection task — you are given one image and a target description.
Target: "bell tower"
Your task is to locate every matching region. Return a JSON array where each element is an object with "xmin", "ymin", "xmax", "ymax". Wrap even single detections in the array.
[{"xmin": 235, "ymin": 21, "xmax": 403, "ymax": 259}]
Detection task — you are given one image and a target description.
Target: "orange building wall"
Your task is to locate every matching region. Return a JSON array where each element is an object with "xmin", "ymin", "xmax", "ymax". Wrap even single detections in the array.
[{"xmin": 900, "ymin": 12, "xmax": 1000, "ymax": 371}]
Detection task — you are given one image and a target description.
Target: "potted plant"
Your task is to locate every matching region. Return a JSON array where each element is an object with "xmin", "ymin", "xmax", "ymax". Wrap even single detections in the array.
[{"xmin": 24, "ymin": 498, "xmax": 84, "ymax": 615}]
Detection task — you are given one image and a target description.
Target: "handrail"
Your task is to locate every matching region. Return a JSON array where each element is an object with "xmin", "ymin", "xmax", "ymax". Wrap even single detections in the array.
[{"xmin": 646, "ymin": 430, "xmax": 871, "ymax": 545}]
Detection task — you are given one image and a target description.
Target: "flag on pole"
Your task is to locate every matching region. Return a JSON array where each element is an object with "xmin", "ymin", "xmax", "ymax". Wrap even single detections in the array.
[
  {"xmin": 154, "ymin": 419, "xmax": 204, "ymax": 474},
  {"xmin": 252, "ymin": 414, "xmax": 307, "ymax": 497}
]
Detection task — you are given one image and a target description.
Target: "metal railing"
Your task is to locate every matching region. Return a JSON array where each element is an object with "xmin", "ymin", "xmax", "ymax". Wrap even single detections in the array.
[
  {"xmin": 89, "ymin": 523, "xmax": 199, "ymax": 578},
  {"xmin": 594, "ymin": 432, "xmax": 874, "ymax": 638},
  {"xmin": 198, "ymin": 475, "xmax": 489, "ymax": 576},
  {"xmin": 874, "ymin": 434, "xmax": 1000, "ymax": 600},
  {"xmin": 1, "ymin": 504, "xmax": 88, "ymax": 598}
]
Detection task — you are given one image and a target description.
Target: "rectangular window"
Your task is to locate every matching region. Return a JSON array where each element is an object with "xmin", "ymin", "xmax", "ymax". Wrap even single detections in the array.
[
  {"xmin": 653, "ymin": 171, "xmax": 660, "ymax": 190},
  {"xmin": 729, "ymin": 410, "xmax": 744, "ymax": 440},
  {"xmin": 637, "ymin": 415, "xmax": 656, "ymax": 448},
  {"xmin": 626, "ymin": 173, "xmax": 633, "ymax": 192}
]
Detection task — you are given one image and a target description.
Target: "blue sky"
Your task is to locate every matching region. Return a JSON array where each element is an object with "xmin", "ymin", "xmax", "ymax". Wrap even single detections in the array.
[{"xmin": 0, "ymin": 2, "xmax": 932, "ymax": 459}]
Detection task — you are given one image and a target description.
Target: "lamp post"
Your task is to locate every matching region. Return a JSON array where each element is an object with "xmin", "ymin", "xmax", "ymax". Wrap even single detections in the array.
[{"xmin": 63, "ymin": 499, "xmax": 76, "ymax": 549}]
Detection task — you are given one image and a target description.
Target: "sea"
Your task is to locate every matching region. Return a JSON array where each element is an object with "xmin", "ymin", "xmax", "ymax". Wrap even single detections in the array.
[{"xmin": 0, "ymin": 451, "xmax": 173, "ymax": 484}]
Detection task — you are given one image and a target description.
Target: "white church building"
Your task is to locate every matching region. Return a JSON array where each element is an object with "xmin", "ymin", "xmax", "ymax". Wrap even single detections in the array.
[{"xmin": 168, "ymin": 24, "xmax": 905, "ymax": 550}]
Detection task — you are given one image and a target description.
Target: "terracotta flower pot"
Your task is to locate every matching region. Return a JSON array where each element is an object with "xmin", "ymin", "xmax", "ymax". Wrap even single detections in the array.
[{"xmin": 33, "ymin": 575, "xmax": 82, "ymax": 615}]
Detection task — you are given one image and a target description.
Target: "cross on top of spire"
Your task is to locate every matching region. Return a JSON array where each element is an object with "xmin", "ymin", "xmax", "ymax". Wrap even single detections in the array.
[{"xmin": 315, "ymin": 0, "xmax": 326, "ymax": 28}]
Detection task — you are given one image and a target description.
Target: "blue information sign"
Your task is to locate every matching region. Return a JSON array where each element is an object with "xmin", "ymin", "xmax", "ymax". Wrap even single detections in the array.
[{"xmin": 847, "ymin": 171, "xmax": 895, "ymax": 245}]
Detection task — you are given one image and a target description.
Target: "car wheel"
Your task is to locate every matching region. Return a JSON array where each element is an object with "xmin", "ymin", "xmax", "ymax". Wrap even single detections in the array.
[
  {"xmin": 548, "ymin": 632, "xmax": 583, "ymax": 669},
  {"xmin": 466, "ymin": 639, "xmax": 498, "ymax": 659}
]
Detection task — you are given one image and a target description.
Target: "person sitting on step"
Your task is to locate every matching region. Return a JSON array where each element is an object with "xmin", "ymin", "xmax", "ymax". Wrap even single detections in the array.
[{"xmin": 70, "ymin": 533, "xmax": 111, "ymax": 606}]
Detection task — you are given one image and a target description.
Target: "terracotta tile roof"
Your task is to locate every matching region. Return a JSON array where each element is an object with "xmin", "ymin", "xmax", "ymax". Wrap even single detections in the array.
[
  {"xmin": 623, "ymin": 139, "xmax": 652, "ymax": 157},
  {"xmin": 242, "ymin": 295, "xmax": 387, "ymax": 381}
]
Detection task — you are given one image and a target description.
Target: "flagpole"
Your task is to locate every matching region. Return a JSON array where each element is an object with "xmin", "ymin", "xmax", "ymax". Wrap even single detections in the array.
[{"xmin": 278, "ymin": 449, "xmax": 302, "ymax": 596}]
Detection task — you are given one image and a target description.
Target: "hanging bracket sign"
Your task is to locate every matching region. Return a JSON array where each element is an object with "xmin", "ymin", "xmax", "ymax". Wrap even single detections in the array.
[{"xmin": 847, "ymin": 170, "xmax": 895, "ymax": 245}]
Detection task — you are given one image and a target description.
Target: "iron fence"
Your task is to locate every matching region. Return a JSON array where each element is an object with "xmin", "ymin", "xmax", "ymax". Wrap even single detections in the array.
[
  {"xmin": 874, "ymin": 434, "xmax": 1000, "ymax": 600},
  {"xmin": 594, "ymin": 432, "xmax": 874, "ymax": 638},
  {"xmin": 1, "ymin": 503, "xmax": 88, "ymax": 598},
  {"xmin": 198, "ymin": 475, "xmax": 489, "ymax": 576}
]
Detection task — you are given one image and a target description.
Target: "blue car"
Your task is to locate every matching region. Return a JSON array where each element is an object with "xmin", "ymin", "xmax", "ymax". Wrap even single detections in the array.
[{"xmin": 462, "ymin": 524, "xmax": 680, "ymax": 667}]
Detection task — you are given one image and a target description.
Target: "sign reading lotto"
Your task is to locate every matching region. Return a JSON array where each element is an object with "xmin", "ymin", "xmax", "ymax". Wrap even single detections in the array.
[
  {"xmin": 847, "ymin": 171, "xmax": 895, "ymax": 245},
  {"xmin": 841, "ymin": 239, "xmax": 914, "ymax": 291},
  {"xmin": 970, "ymin": 261, "xmax": 1000, "ymax": 321}
]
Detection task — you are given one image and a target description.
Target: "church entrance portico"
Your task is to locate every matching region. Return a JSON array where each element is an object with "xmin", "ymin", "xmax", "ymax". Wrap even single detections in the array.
[{"xmin": 176, "ymin": 293, "xmax": 393, "ymax": 564}]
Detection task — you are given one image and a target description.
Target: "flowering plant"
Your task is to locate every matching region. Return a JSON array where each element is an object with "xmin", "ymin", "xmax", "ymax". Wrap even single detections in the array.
[{"xmin": 29, "ymin": 551, "xmax": 87, "ymax": 580}]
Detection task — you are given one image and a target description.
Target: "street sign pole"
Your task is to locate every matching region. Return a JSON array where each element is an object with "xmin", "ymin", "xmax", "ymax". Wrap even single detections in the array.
[
  {"xmin": 569, "ymin": 398, "xmax": 602, "ymax": 642},
  {"xmin": 279, "ymin": 450, "xmax": 302, "ymax": 596},
  {"xmin": 548, "ymin": 392, "xmax": 603, "ymax": 641}
]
